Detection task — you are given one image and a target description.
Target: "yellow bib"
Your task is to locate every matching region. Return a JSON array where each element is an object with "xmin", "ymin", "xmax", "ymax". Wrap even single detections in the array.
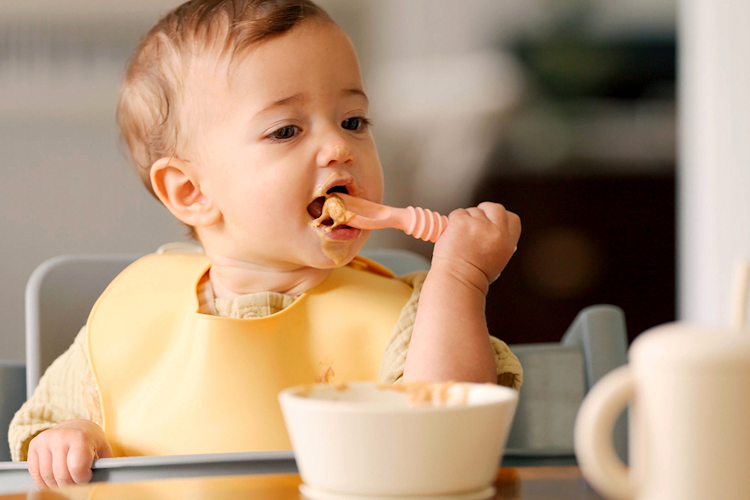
[{"xmin": 86, "ymin": 253, "xmax": 412, "ymax": 457}]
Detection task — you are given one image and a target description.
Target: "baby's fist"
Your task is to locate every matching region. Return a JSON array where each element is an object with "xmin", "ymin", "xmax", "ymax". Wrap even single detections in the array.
[
  {"xmin": 433, "ymin": 202, "xmax": 521, "ymax": 294},
  {"xmin": 27, "ymin": 419, "xmax": 113, "ymax": 490}
]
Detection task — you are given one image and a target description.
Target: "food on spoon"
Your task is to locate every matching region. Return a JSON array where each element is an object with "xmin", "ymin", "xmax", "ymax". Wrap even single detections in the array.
[{"xmin": 312, "ymin": 195, "xmax": 355, "ymax": 231}]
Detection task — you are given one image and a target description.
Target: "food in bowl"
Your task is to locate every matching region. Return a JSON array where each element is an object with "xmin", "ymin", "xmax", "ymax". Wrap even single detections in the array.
[
  {"xmin": 278, "ymin": 381, "xmax": 518, "ymax": 498},
  {"xmin": 378, "ymin": 381, "xmax": 470, "ymax": 407}
]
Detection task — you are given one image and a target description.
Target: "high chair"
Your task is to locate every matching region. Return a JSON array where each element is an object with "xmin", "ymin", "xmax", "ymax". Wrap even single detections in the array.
[{"xmin": 0, "ymin": 245, "xmax": 627, "ymax": 492}]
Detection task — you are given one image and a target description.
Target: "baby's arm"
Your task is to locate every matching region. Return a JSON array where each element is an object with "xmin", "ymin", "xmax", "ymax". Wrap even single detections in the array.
[
  {"xmin": 9, "ymin": 327, "xmax": 111, "ymax": 489},
  {"xmin": 402, "ymin": 203, "xmax": 521, "ymax": 383}
]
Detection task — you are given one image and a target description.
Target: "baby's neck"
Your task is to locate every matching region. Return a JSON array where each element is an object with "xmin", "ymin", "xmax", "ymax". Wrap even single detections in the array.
[{"xmin": 206, "ymin": 252, "xmax": 332, "ymax": 298}]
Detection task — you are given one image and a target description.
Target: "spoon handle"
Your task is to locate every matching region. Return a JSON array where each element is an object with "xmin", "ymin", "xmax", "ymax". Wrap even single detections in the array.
[
  {"xmin": 336, "ymin": 193, "xmax": 448, "ymax": 243},
  {"xmin": 401, "ymin": 206, "xmax": 449, "ymax": 242}
]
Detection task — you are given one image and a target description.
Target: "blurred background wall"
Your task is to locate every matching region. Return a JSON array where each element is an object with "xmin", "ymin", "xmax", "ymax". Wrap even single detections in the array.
[{"xmin": 0, "ymin": 0, "xmax": 703, "ymax": 361}]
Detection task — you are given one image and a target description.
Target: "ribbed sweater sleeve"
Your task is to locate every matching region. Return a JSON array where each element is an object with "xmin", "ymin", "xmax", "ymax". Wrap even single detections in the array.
[
  {"xmin": 8, "ymin": 327, "xmax": 91, "ymax": 461},
  {"xmin": 378, "ymin": 271, "xmax": 523, "ymax": 390}
]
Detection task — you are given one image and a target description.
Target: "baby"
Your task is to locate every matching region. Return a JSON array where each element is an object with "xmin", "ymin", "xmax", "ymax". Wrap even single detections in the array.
[{"xmin": 9, "ymin": 0, "xmax": 523, "ymax": 490}]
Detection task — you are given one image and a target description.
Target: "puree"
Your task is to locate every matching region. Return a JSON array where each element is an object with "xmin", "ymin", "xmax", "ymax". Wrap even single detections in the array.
[
  {"xmin": 312, "ymin": 195, "xmax": 355, "ymax": 230},
  {"xmin": 309, "ymin": 179, "xmax": 358, "ymax": 265}
]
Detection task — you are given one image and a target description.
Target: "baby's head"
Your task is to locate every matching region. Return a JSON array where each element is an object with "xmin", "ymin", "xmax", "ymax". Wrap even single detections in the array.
[{"xmin": 117, "ymin": 0, "xmax": 383, "ymax": 270}]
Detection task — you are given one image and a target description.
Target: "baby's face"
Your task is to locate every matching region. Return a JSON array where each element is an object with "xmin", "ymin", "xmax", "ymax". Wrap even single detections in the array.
[{"xmin": 187, "ymin": 22, "xmax": 383, "ymax": 269}]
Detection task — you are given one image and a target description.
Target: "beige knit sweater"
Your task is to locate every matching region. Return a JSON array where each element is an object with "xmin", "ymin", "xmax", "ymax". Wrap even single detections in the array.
[{"xmin": 9, "ymin": 271, "xmax": 522, "ymax": 461}]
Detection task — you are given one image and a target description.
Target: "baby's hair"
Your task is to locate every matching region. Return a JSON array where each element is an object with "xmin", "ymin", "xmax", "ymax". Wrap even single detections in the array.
[{"xmin": 116, "ymin": 0, "xmax": 332, "ymax": 238}]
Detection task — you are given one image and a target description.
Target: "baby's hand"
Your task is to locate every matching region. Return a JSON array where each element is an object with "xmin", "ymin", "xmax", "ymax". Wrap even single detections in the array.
[
  {"xmin": 432, "ymin": 202, "xmax": 521, "ymax": 294},
  {"xmin": 27, "ymin": 419, "xmax": 113, "ymax": 490}
]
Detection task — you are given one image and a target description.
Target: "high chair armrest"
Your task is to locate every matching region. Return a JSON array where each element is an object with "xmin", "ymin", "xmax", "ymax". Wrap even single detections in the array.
[{"xmin": 0, "ymin": 450, "xmax": 296, "ymax": 494}]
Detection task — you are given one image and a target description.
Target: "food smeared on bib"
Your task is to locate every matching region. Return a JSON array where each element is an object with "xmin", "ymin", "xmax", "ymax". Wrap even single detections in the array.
[{"xmin": 316, "ymin": 363, "xmax": 348, "ymax": 391}]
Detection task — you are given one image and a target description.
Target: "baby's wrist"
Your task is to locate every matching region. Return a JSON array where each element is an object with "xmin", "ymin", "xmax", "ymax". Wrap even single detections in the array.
[{"xmin": 429, "ymin": 258, "xmax": 491, "ymax": 296}]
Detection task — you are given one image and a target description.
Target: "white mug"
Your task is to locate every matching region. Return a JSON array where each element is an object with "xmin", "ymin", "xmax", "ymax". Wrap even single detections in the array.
[{"xmin": 574, "ymin": 260, "xmax": 750, "ymax": 500}]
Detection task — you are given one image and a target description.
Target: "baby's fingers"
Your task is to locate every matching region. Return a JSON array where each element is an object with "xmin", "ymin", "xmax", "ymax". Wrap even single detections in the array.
[
  {"xmin": 51, "ymin": 444, "xmax": 75, "ymax": 487},
  {"xmin": 27, "ymin": 447, "xmax": 44, "ymax": 490},
  {"xmin": 67, "ymin": 442, "xmax": 95, "ymax": 485},
  {"xmin": 28, "ymin": 445, "xmax": 56, "ymax": 490},
  {"xmin": 477, "ymin": 202, "xmax": 520, "ymax": 228}
]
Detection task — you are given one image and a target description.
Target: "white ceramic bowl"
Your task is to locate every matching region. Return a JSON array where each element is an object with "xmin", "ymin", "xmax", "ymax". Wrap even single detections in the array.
[{"xmin": 278, "ymin": 382, "xmax": 518, "ymax": 497}]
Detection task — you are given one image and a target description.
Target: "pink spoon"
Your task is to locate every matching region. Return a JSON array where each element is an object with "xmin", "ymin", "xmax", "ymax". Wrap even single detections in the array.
[{"xmin": 336, "ymin": 193, "xmax": 449, "ymax": 243}]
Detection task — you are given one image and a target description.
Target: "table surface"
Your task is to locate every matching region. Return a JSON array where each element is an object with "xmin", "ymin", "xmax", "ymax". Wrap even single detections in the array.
[{"xmin": 0, "ymin": 467, "xmax": 604, "ymax": 500}]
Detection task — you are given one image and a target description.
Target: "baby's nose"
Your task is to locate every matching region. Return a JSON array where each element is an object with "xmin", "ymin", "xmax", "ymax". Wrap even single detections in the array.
[{"xmin": 319, "ymin": 142, "xmax": 354, "ymax": 166}]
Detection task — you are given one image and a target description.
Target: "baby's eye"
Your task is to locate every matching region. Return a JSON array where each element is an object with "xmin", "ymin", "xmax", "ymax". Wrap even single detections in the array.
[
  {"xmin": 269, "ymin": 125, "xmax": 300, "ymax": 141},
  {"xmin": 341, "ymin": 117, "xmax": 371, "ymax": 132}
]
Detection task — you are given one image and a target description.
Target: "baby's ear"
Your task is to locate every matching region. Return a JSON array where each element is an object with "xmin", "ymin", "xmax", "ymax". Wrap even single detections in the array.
[{"xmin": 150, "ymin": 157, "xmax": 221, "ymax": 228}]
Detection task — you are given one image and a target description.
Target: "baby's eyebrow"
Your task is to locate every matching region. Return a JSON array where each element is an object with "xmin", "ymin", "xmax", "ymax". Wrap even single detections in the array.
[
  {"xmin": 259, "ymin": 93, "xmax": 304, "ymax": 114},
  {"xmin": 257, "ymin": 89, "xmax": 368, "ymax": 117},
  {"xmin": 343, "ymin": 88, "xmax": 368, "ymax": 102}
]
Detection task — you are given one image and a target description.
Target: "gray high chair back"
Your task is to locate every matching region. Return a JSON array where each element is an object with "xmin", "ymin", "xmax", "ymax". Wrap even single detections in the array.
[
  {"xmin": 23, "ymin": 253, "xmax": 146, "ymax": 398},
  {"xmin": 1, "ymin": 246, "xmax": 626, "ymax": 492},
  {"xmin": 503, "ymin": 304, "xmax": 628, "ymax": 467}
]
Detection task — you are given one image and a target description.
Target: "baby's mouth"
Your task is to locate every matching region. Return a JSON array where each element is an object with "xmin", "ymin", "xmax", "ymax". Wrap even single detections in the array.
[{"xmin": 307, "ymin": 185, "xmax": 351, "ymax": 228}]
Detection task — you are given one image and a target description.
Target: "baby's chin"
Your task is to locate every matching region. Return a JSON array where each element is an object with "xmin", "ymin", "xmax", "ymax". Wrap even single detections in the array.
[
  {"xmin": 316, "ymin": 242, "xmax": 358, "ymax": 268},
  {"xmin": 308, "ymin": 224, "xmax": 367, "ymax": 267}
]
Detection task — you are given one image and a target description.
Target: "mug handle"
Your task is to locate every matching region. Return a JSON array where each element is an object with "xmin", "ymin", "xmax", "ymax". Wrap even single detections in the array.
[{"xmin": 574, "ymin": 365, "xmax": 636, "ymax": 500}]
